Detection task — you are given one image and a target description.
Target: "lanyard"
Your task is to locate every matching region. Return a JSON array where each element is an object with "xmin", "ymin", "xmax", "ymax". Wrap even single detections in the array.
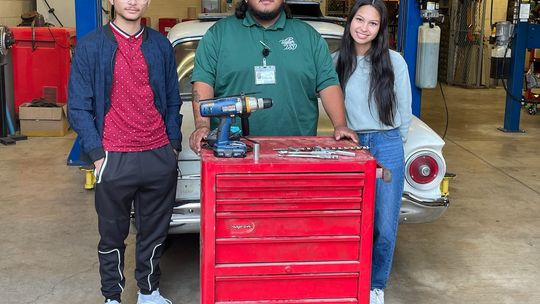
[{"xmin": 260, "ymin": 40, "xmax": 271, "ymax": 67}]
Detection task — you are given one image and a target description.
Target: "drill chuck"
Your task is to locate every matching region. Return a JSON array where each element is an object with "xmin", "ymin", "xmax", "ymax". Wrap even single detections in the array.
[
  {"xmin": 245, "ymin": 97, "xmax": 272, "ymax": 113},
  {"xmin": 200, "ymin": 96, "xmax": 273, "ymax": 117}
]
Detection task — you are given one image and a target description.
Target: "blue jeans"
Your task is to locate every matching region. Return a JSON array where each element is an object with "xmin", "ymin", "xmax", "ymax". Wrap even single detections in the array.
[{"xmin": 358, "ymin": 129, "xmax": 405, "ymax": 290}]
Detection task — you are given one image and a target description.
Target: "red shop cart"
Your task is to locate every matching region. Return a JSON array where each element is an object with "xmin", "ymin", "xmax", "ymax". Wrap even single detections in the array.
[{"xmin": 10, "ymin": 27, "xmax": 76, "ymax": 112}]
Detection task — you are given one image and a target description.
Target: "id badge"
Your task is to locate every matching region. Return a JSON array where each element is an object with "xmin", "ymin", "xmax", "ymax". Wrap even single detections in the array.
[{"xmin": 254, "ymin": 65, "xmax": 276, "ymax": 85}]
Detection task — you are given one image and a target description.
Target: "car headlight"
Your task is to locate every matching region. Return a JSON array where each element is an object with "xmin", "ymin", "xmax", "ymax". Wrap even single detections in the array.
[{"xmin": 405, "ymin": 150, "xmax": 445, "ymax": 190}]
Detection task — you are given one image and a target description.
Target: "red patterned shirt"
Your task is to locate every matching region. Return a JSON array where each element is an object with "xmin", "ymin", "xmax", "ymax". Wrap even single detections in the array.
[{"xmin": 102, "ymin": 22, "xmax": 169, "ymax": 152}]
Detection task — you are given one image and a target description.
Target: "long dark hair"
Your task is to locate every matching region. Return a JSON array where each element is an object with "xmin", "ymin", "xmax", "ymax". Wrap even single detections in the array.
[
  {"xmin": 336, "ymin": 0, "xmax": 396, "ymax": 126},
  {"xmin": 235, "ymin": 0, "xmax": 292, "ymax": 19}
]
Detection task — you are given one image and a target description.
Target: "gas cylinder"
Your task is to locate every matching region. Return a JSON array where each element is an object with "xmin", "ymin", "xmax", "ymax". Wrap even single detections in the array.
[
  {"xmin": 415, "ymin": 22, "xmax": 441, "ymax": 89},
  {"xmin": 490, "ymin": 21, "xmax": 512, "ymax": 79}
]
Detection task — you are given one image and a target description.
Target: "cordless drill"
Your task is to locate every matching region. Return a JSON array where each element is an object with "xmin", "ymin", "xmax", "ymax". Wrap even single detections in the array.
[{"xmin": 199, "ymin": 95, "xmax": 273, "ymax": 157}]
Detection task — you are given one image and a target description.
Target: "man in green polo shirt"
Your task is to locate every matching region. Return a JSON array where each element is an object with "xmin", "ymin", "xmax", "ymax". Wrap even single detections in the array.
[{"xmin": 189, "ymin": 0, "xmax": 357, "ymax": 153}]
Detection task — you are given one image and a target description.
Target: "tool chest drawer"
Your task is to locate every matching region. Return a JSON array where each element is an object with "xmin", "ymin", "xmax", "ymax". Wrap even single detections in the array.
[
  {"xmin": 201, "ymin": 137, "xmax": 376, "ymax": 304},
  {"xmin": 216, "ymin": 236, "xmax": 360, "ymax": 263},
  {"xmin": 216, "ymin": 173, "xmax": 365, "ymax": 200},
  {"xmin": 215, "ymin": 210, "xmax": 362, "ymax": 237},
  {"xmin": 216, "ymin": 197, "xmax": 363, "ymax": 212},
  {"xmin": 214, "ymin": 260, "xmax": 361, "ymax": 276},
  {"xmin": 215, "ymin": 273, "xmax": 359, "ymax": 302}
]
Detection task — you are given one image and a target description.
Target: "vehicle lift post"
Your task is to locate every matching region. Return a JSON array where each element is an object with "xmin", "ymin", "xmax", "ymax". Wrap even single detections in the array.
[
  {"xmin": 67, "ymin": 0, "xmax": 102, "ymax": 166},
  {"xmin": 68, "ymin": 0, "xmax": 103, "ymax": 188},
  {"xmin": 397, "ymin": 0, "xmax": 423, "ymax": 118},
  {"xmin": 500, "ymin": 22, "xmax": 540, "ymax": 132}
]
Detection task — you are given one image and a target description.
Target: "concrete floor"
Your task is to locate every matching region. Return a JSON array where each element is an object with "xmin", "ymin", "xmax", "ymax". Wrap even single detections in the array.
[{"xmin": 0, "ymin": 85, "xmax": 539, "ymax": 303}]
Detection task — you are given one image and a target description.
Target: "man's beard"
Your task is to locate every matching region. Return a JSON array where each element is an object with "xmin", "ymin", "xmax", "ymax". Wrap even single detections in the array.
[{"xmin": 249, "ymin": 2, "xmax": 285, "ymax": 20}]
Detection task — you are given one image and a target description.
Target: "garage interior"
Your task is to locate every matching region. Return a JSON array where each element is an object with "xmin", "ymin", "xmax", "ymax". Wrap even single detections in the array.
[{"xmin": 1, "ymin": 0, "xmax": 540, "ymax": 303}]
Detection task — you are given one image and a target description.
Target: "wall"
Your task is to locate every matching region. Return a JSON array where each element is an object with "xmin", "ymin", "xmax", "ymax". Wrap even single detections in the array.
[
  {"xmin": 36, "ymin": 0, "xmax": 76, "ymax": 28},
  {"xmin": 145, "ymin": 0, "xmax": 201, "ymax": 29},
  {"xmin": 145, "ymin": 0, "xmax": 329, "ymax": 29},
  {"xmin": 0, "ymin": 0, "xmax": 32, "ymax": 131},
  {"xmin": 10, "ymin": 0, "xmax": 329, "ymax": 31},
  {"xmin": 485, "ymin": 0, "xmax": 509, "ymax": 36},
  {"xmin": 0, "ymin": 0, "xmax": 35, "ymax": 26}
]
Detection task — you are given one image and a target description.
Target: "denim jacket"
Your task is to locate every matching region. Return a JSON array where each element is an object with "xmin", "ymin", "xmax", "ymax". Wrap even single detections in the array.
[{"xmin": 67, "ymin": 24, "xmax": 182, "ymax": 163}]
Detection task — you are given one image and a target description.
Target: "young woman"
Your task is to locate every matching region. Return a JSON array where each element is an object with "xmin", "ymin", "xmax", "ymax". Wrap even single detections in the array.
[{"xmin": 336, "ymin": 0, "xmax": 412, "ymax": 303}]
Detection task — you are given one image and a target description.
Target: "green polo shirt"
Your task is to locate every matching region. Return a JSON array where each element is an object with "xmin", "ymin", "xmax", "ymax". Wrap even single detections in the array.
[{"xmin": 192, "ymin": 11, "xmax": 339, "ymax": 136}]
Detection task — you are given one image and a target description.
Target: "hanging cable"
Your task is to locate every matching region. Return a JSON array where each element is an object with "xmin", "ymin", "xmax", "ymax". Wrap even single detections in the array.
[
  {"xmin": 438, "ymin": 82, "xmax": 450, "ymax": 139},
  {"xmin": 41, "ymin": 0, "xmax": 63, "ymax": 27},
  {"xmin": 489, "ymin": 0, "xmax": 494, "ymax": 28},
  {"xmin": 102, "ymin": 0, "xmax": 111, "ymax": 16},
  {"xmin": 46, "ymin": 25, "xmax": 71, "ymax": 49}
]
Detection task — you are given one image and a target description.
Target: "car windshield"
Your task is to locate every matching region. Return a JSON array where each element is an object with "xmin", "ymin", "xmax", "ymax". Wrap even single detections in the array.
[
  {"xmin": 174, "ymin": 37, "xmax": 341, "ymax": 101},
  {"xmin": 174, "ymin": 40, "xmax": 199, "ymax": 102}
]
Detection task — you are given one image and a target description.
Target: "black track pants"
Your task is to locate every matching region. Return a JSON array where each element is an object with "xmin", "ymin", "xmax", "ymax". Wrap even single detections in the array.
[{"xmin": 94, "ymin": 144, "xmax": 177, "ymax": 301}]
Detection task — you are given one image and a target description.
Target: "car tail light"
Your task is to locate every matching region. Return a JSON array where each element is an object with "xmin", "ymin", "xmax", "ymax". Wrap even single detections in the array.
[
  {"xmin": 405, "ymin": 151, "xmax": 445, "ymax": 190},
  {"xmin": 409, "ymin": 155, "xmax": 439, "ymax": 184}
]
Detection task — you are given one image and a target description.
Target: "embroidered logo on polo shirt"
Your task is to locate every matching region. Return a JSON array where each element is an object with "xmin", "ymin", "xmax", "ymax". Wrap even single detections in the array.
[{"xmin": 280, "ymin": 37, "xmax": 297, "ymax": 50}]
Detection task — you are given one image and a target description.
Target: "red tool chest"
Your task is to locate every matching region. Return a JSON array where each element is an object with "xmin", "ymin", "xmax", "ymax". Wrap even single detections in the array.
[
  {"xmin": 10, "ymin": 27, "xmax": 76, "ymax": 112},
  {"xmin": 200, "ymin": 136, "xmax": 377, "ymax": 304}
]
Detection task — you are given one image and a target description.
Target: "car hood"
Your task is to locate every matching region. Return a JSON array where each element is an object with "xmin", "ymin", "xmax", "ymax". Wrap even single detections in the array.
[
  {"xmin": 168, "ymin": 20, "xmax": 213, "ymax": 45},
  {"xmin": 168, "ymin": 18, "xmax": 344, "ymax": 46}
]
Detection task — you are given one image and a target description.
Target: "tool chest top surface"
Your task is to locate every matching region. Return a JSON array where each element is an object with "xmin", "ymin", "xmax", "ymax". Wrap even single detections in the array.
[{"xmin": 200, "ymin": 136, "xmax": 375, "ymax": 169}]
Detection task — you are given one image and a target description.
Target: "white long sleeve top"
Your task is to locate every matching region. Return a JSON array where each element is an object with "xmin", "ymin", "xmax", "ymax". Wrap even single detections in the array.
[{"xmin": 343, "ymin": 50, "xmax": 413, "ymax": 141}]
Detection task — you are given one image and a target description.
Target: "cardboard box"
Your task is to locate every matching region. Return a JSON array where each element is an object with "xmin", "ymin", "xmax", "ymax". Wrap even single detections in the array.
[{"xmin": 19, "ymin": 103, "xmax": 69, "ymax": 137}]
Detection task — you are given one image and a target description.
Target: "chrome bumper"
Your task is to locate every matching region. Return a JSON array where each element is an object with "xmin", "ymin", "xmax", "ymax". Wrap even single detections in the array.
[
  {"xmin": 166, "ymin": 174, "xmax": 451, "ymax": 233},
  {"xmin": 167, "ymin": 194, "xmax": 450, "ymax": 234},
  {"xmin": 399, "ymin": 193, "xmax": 449, "ymax": 223},
  {"xmin": 169, "ymin": 201, "xmax": 201, "ymax": 234}
]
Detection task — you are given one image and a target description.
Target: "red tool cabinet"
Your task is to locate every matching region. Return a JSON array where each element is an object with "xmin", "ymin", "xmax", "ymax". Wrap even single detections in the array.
[
  {"xmin": 200, "ymin": 136, "xmax": 377, "ymax": 304},
  {"xmin": 10, "ymin": 27, "xmax": 76, "ymax": 112}
]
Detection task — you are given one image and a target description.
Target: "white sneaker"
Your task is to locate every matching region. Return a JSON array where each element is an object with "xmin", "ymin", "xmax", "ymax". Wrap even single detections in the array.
[
  {"xmin": 105, "ymin": 300, "xmax": 120, "ymax": 304},
  {"xmin": 370, "ymin": 288, "xmax": 384, "ymax": 304},
  {"xmin": 137, "ymin": 289, "xmax": 172, "ymax": 304}
]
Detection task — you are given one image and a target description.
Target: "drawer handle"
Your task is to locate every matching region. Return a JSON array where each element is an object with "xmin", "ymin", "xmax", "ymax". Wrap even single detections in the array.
[{"xmin": 284, "ymin": 265, "xmax": 292, "ymax": 273}]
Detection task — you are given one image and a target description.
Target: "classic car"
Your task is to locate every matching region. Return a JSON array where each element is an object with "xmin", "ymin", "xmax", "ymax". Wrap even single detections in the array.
[{"xmin": 166, "ymin": 11, "xmax": 449, "ymax": 234}]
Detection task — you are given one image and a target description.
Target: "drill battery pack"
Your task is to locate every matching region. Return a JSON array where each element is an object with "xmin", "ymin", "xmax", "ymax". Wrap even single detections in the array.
[{"xmin": 214, "ymin": 141, "xmax": 247, "ymax": 158}]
